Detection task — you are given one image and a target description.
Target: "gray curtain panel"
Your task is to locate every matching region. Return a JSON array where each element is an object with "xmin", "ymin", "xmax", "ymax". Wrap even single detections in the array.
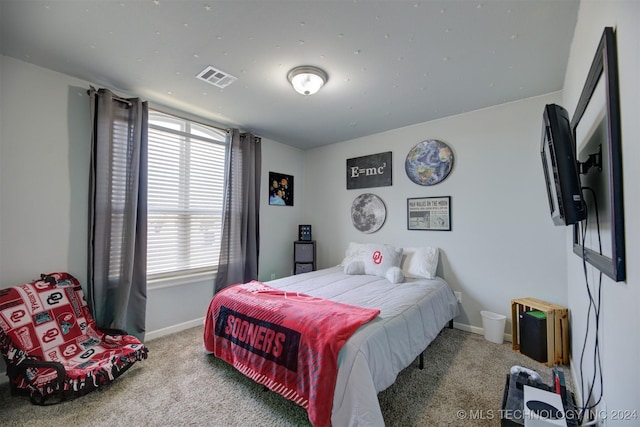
[
  {"xmin": 88, "ymin": 87, "xmax": 148, "ymax": 341},
  {"xmin": 215, "ymin": 129, "xmax": 261, "ymax": 293}
]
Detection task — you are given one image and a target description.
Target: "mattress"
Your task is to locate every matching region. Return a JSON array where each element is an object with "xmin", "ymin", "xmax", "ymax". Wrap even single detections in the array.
[{"xmin": 267, "ymin": 266, "xmax": 460, "ymax": 426}]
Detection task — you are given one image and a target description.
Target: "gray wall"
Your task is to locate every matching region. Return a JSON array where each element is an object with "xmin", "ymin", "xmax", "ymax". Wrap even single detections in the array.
[
  {"xmin": 300, "ymin": 93, "xmax": 568, "ymax": 334},
  {"xmin": 1, "ymin": 56, "xmax": 90, "ymax": 286},
  {"xmin": 258, "ymin": 139, "xmax": 304, "ymax": 281}
]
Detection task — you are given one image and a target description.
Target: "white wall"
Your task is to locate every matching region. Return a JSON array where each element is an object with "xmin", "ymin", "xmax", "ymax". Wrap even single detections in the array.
[
  {"xmin": 562, "ymin": 1, "xmax": 640, "ymax": 422},
  {"xmin": 0, "ymin": 55, "xmax": 91, "ymax": 286},
  {"xmin": 301, "ymin": 93, "xmax": 569, "ymax": 333},
  {"xmin": 258, "ymin": 139, "xmax": 304, "ymax": 281}
]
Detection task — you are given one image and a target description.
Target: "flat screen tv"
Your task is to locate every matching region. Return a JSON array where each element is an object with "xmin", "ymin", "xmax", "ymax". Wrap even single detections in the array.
[{"xmin": 540, "ymin": 104, "xmax": 586, "ymax": 226}]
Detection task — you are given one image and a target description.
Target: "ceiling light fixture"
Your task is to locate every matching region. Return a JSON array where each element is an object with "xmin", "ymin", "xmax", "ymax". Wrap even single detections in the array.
[{"xmin": 287, "ymin": 66, "xmax": 328, "ymax": 96}]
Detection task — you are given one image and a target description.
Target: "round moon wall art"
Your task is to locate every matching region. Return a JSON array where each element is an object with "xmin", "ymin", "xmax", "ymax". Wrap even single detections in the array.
[
  {"xmin": 405, "ymin": 139, "xmax": 454, "ymax": 186},
  {"xmin": 351, "ymin": 193, "xmax": 386, "ymax": 233}
]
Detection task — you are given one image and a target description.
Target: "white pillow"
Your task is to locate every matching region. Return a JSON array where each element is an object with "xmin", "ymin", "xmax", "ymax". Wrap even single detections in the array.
[
  {"xmin": 341, "ymin": 242, "xmax": 367, "ymax": 266},
  {"xmin": 344, "ymin": 259, "xmax": 365, "ymax": 275},
  {"xmin": 402, "ymin": 246, "xmax": 439, "ymax": 279},
  {"xmin": 363, "ymin": 243, "xmax": 404, "ymax": 281},
  {"xmin": 386, "ymin": 266, "xmax": 405, "ymax": 284}
]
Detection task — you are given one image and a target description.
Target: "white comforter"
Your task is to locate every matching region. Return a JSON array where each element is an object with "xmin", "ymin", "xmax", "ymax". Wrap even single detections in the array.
[{"xmin": 268, "ymin": 266, "xmax": 460, "ymax": 426}]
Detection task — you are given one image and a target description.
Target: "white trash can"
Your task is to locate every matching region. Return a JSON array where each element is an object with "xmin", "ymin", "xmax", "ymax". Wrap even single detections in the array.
[{"xmin": 480, "ymin": 310, "xmax": 506, "ymax": 344}]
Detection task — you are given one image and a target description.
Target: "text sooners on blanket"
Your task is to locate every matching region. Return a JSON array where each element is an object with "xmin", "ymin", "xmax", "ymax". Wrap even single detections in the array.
[{"xmin": 204, "ymin": 281, "xmax": 380, "ymax": 427}]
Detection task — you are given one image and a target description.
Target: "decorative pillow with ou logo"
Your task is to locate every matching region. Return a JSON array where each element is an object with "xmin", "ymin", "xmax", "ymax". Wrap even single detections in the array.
[{"xmin": 363, "ymin": 243, "xmax": 404, "ymax": 283}]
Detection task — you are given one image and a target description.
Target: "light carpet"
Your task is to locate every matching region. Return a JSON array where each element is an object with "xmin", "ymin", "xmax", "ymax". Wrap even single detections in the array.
[{"xmin": 0, "ymin": 326, "xmax": 567, "ymax": 426}]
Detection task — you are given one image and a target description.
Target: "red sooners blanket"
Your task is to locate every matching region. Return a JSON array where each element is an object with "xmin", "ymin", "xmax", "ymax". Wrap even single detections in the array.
[{"xmin": 204, "ymin": 281, "xmax": 380, "ymax": 427}]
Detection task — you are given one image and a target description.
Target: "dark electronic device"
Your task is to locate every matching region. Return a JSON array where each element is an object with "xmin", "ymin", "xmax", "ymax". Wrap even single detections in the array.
[
  {"xmin": 519, "ymin": 311, "xmax": 548, "ymax": 363},
  {"xmin": 540, "ymin": 104, "xmax": 586, "ymax": 226},
  {"xmin": 501, "ymin": 366, "xmax": 577, "ymax": 427}
]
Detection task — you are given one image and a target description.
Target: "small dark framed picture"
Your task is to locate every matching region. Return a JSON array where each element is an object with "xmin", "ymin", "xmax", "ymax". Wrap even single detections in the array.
[
  {"xmin": 407, "ymin": 196, "xmax": 451, "ymax": 231},
  {"xmin": 298, "ymin": 225, "xmax": 312, "ymax": 241},
  {"xmin": 269, "ymin": 172, "xmax": 293, "ymax": 206}
]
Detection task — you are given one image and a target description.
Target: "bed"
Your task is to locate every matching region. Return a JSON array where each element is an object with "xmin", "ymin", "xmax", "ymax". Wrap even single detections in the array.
[{"xmin": 204, "ymin": 243, "xmax": 459, "ymax": 426}]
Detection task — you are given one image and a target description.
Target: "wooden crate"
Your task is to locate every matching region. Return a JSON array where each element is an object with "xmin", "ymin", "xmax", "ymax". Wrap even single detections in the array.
[{"xmin": 511, "ymin": 297, "xmax": 569, "ymax": 367}]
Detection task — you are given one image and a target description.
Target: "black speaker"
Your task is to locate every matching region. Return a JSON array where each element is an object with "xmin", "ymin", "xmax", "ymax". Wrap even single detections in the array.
[{"xmin": 519, "ymin": 311, "xmax": 547, "ymax": 363}]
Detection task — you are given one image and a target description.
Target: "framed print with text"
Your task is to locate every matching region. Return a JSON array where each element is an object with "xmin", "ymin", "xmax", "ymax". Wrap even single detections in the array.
[{"xmin": 407, "ymin": 196, "xmax": 451, "ymax": 231}]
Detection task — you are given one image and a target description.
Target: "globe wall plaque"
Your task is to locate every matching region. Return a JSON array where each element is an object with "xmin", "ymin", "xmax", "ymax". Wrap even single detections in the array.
[
  {"xmin": 405, "ymin": 139, "xmax": 454, "ymax": 186},
  {"xmin": 351, "ymin": 193, "xmax": 386, "ymax": 233}
]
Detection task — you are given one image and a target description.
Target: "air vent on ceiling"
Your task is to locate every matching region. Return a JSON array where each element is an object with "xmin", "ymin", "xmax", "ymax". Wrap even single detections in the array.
[{"xmin": 196, "ymin": 66, "xmax": 238, "ymax": 88}]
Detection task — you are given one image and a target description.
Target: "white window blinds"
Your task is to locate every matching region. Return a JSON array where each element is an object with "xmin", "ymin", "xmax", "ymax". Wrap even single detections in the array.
[{"xmin": 147, "ymin": 110, "xmax": 227, "ymax": 278}]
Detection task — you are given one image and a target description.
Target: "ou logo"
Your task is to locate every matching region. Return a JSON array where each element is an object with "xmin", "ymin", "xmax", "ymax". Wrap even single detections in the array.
[
  {"xmin": 46, "ymin": 292, "xmax": 64, "ymax": 306},
  {"xmin": 80, "ymin": 349, "xmax": 95, "ymax": 359},
  {"xmin": 372, "ymin": 250, "xmax": 383, "ymax": 265},
  {"xmin": 63, "ymin": 344, "xmax": 78, "ymax": 357},
  {"xmin": 42, "ymin": 328, "xmax": 59, "ymax": 343},
  {"xmin": 10, "ymin": 309, "xmax": 26, "ymax": 323}
]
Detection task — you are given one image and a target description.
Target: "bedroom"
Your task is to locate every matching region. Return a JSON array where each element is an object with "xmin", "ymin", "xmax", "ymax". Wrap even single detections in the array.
[{"xmin": 1, "ymin": 0, "xmax": 638, "ymax": 425}]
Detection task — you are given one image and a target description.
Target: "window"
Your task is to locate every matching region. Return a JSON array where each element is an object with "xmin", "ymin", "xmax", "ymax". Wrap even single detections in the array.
[{"xmin": 147, "ymin": 110, "xmax": 227, "ymax": 279}]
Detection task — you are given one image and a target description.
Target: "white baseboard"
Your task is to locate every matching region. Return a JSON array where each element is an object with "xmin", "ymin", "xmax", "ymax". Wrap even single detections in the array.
[
  {"xmin": 453, "ymin": 321, "xmax": 513, "ymax": 343},
  {"xmin": 145, "ymin": 317, "xmax": 205, "ymax": 342}
]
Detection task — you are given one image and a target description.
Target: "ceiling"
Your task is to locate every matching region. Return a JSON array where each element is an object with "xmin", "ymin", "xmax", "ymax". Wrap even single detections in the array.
[{"xmin": 0, "ymin": 0, "xmax": 579, "ymax": 150}]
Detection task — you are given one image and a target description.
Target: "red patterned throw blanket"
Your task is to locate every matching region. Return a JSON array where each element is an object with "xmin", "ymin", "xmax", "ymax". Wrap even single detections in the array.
[
  {"xmin": 204, "ymin": 281, "xmax": 380, "ymax": 427},
  {"xmin": 0, "ymin": 273, "xmax": 147, "ymax": 399}
]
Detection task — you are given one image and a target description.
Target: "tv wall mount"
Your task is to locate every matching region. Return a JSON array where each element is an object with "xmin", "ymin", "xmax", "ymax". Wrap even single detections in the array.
[{"xmin": 578, "ymin": 145, "xmax": 602, "ymax": 175}]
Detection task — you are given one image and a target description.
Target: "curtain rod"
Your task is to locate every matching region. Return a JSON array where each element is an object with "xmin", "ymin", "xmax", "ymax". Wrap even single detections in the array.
[
  {"xmin": 88, "ymin": 87, "xmax": 233, "ymax": 134},
  {"xmin": 87, "ymin": 87, "xmax": 132, "ymax": 106},
  {"xmin": 112, "ymin": 96, "xmax": 132, "ymax": 106}
]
